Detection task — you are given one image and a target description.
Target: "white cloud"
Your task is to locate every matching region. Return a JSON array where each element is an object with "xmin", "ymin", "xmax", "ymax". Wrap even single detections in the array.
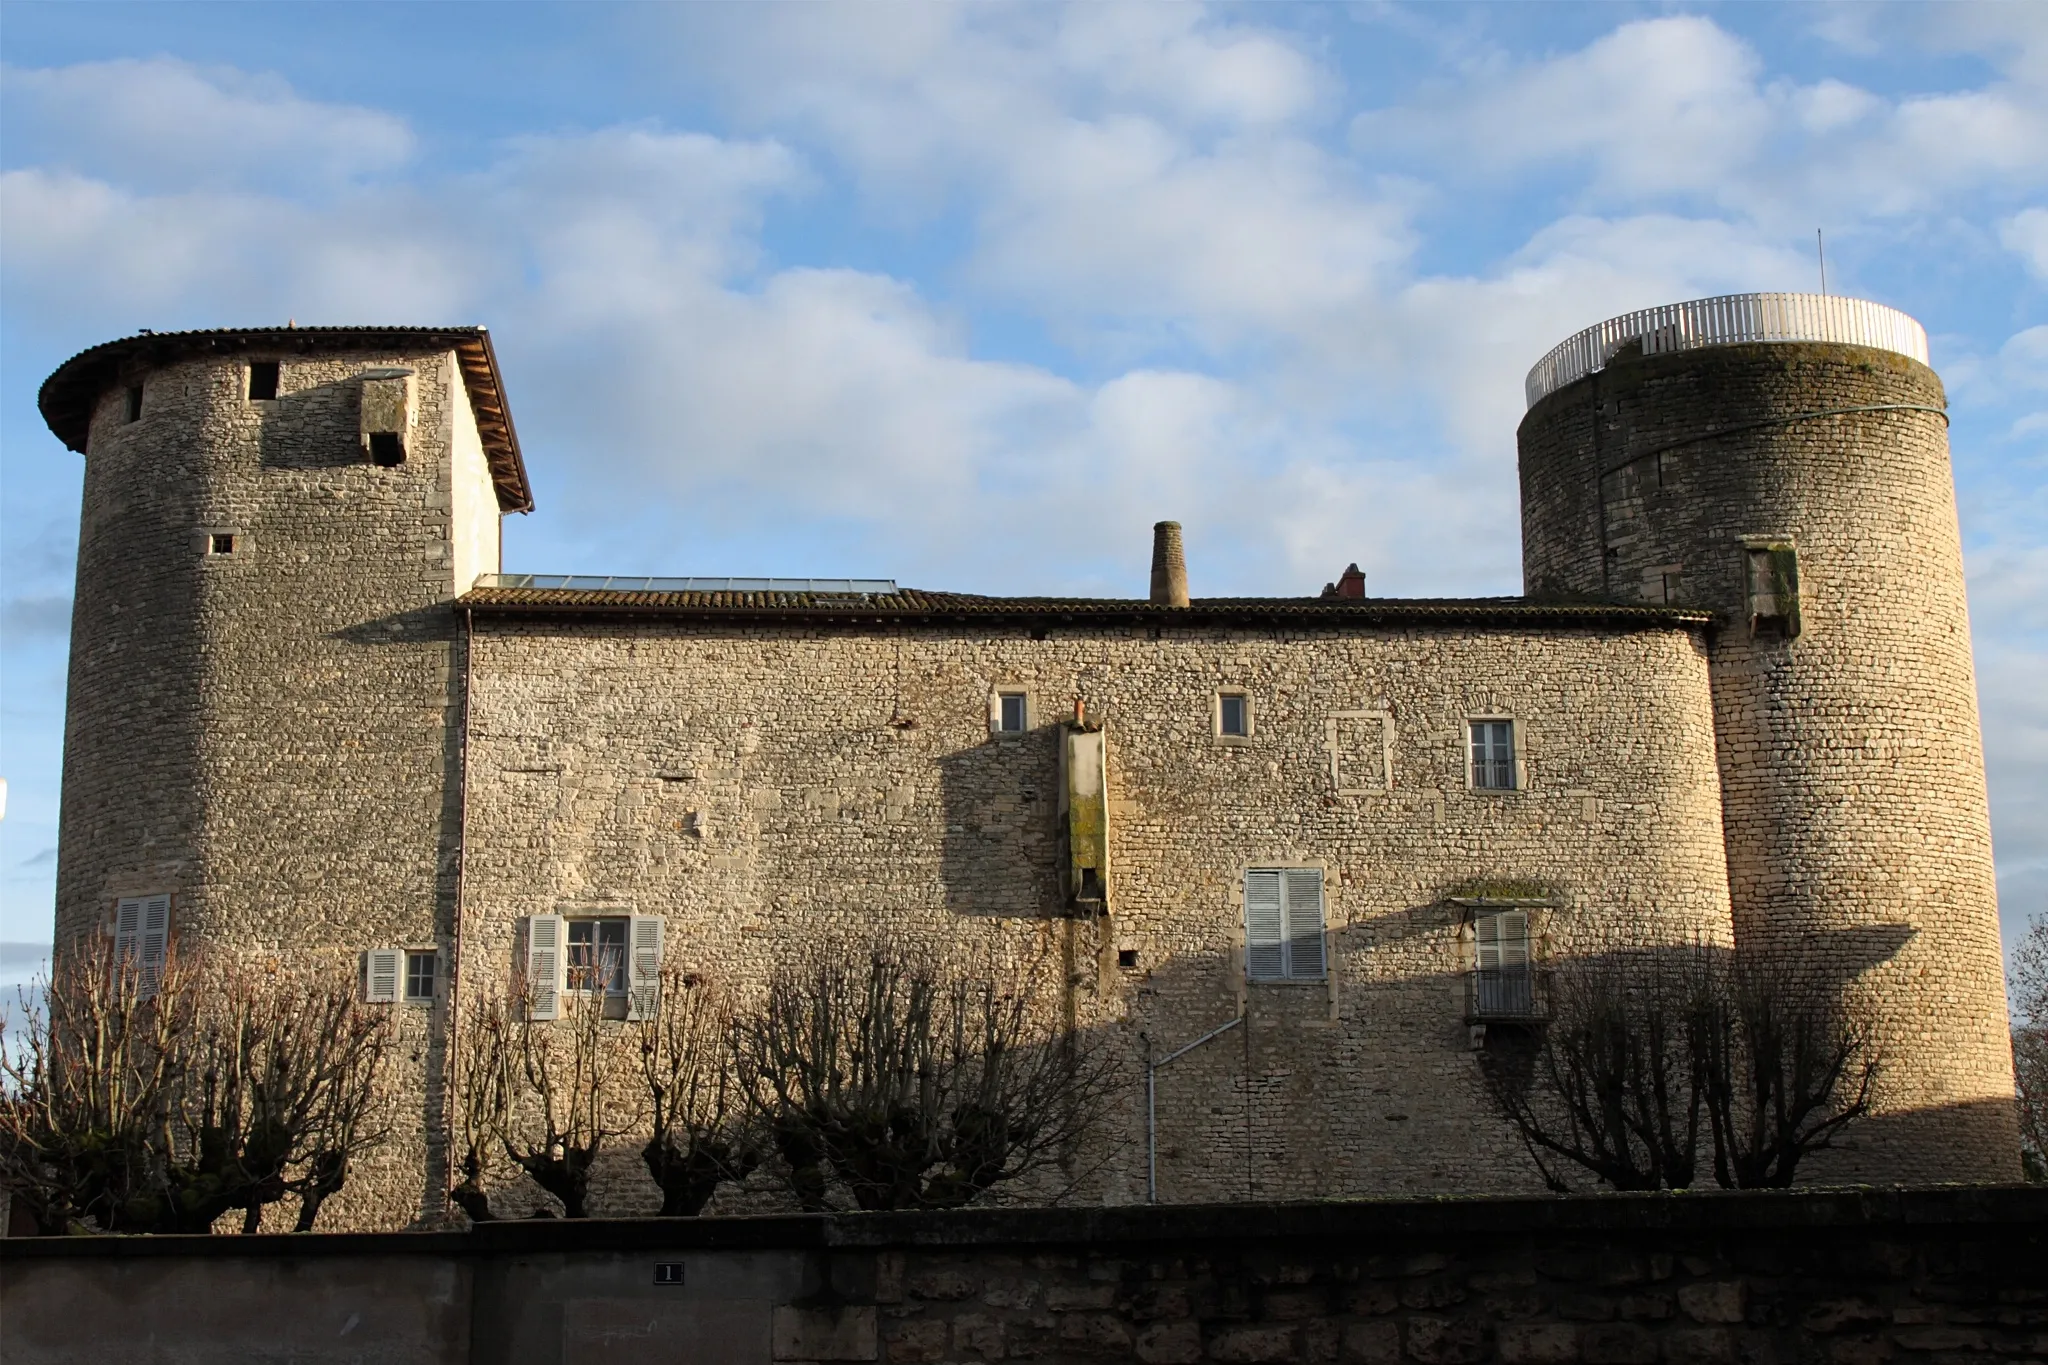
[
  {"xmin": 2003, "ymin": 209, "xmax": 2048, "ymax": 280},
  {"xmin": 0, "ymin": 58, "xmax": 414, "ymax": 193}
]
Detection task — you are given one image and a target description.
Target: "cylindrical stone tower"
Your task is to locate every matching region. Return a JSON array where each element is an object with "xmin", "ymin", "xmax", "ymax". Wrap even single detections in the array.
[{"xmin": 1517, "ymin": 293, "xmax": 2018, "ymax": 1183}]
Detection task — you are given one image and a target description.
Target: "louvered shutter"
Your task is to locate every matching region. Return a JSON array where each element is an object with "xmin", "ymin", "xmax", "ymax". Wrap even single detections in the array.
[
  {"xmin": 1283, "ymin": 870, "xmax": 1326, "ymax": 980},
  {"xmin": 1475, "ymin": 913, "xmax": 1502, "ymax": 973},
  {"xmin": 625, "ymin": 914, "xmax": 664, "ymax": 1022},
  {"xmin": 136, "ymin": 894, "xmax": 171, "ymax": 996},
  {"xmin": 525, "ymin": 914, "xmax": 565, "ymax": 1021},
  {"xmin": 1245, "ymin": 871, "xmax": 1285, "ymax": 981},
  {"xmin": 364, "ymin": 949, "xmax": 401, "ymax": 1004},
  {"xmin": 114, "ymin": 896, "xmax": 144, "ymax": 961}
]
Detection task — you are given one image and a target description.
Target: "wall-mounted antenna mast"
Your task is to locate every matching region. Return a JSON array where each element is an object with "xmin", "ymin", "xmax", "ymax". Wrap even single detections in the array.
[{"xmin": 1817, "ymin": 229, "xmax": 1827, "ymax": 296}]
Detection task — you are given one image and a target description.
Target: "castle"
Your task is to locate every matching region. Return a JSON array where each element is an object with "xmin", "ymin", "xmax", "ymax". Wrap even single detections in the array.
[{"xmin": 38, "ymin": 294, "xmax": 2019, "ymax": 1227}]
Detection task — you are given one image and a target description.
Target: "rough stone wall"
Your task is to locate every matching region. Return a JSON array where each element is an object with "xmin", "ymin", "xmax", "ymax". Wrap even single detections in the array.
[
  {"xmin": 457, "ymin": 618, "xmax": 1731, "ymax": 1215},
  {"xmin": 55, "ymin": 344, "xmax": 497, "ymax": 1230},
  {"xmin": 1517, "ymin": 342, "xmax": 2016, "ymax": 1182},
  {"xmin": 4, "ymin": 1190, "xmax": 2043, "ymax": 1364}
]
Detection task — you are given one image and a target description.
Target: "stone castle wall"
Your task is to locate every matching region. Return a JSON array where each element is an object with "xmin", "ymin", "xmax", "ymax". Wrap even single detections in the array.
[
  {"xmin": 1518, "ymin": 343, "xmax": 2017, "ymax": 1182},
  {"xmin": 5, "ymin": 1189, "xmax": 2043, "ymax": 1364},
  {"xmin": 455, "ymin": 615, "xmax": 1731, "ymax": 1212}
]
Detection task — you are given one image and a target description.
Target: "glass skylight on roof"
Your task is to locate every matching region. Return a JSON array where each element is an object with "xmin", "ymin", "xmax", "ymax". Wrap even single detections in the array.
[{"xmin": 476, "ymin": 574, "xmax": 898, "ymax": 595}]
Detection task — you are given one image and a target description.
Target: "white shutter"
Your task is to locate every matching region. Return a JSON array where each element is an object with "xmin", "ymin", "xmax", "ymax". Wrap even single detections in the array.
[
  {"xmin": 364, "ymin": 948, "xmax": 401, "ymax": 1004},
  {"xmin": 1283, "ymin": 870, "xmax": 1326, "ymax": 980},
  {"xmin": 1245, "ymin": 871, "xmax": 1285, "ymax": 981},
  {"xmin": 1496, "ymin": 911, "xmax": 1530, "ymax": 971},
  {"xmin": 135, "ymin": 894, "xmax": 171, "ymax": 996},
  {"xmin": 114, "ymin": 896, "xmax": 144, "ymax": 961},
  {"xmin": 525, "ymin": 914, "xmax": 565, "ymax": 1021},
  {"xmin": 626, "ymin": 915, "xmax": 664, "ymax": 1021}
]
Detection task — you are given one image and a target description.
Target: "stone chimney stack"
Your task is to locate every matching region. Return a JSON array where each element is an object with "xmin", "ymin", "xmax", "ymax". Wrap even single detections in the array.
[{"xmin": 1150, "ymin": 521, "xmax": 1189, "ymax": 606}]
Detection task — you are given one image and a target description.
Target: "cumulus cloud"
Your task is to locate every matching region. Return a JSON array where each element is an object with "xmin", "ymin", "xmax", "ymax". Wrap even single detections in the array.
[{"xmin": 0, "ymin": 58, "xmax": 414, "ymax": 193}]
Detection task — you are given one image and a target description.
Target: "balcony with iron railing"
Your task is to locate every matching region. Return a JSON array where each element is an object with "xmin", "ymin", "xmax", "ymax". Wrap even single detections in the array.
[
  {"xmin": 1524, "ymin": 293, "xmax": 1929, "ymax": 409},
  {"xmin": 1466, "ymin": 966, "xmax": 1549, "ymax": 1025}
]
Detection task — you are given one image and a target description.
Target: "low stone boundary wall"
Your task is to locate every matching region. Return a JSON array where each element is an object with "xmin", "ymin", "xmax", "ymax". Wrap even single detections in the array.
[{"xmin": 3, "ymin": 1188, "xmax": 2044, "ymax": 1364}]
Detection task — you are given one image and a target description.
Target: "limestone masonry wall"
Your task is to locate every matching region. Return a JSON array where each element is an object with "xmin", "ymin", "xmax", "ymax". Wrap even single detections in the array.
[{"xmin": 460, "ymin": 618, "xmax": 1731, "ymax": 1210}]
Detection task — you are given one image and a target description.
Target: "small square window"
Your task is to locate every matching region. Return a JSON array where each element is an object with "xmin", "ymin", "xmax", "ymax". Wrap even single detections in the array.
[
  {"xmin": 1219, "ymin": 693, "xmax": 1250, "ymax": 738},
  {"xmin": 996, "ymin": 692, "xmax": 1028, "ymax": 734},
  {"xmin": 568, "ymin": 917, "xmax": 628, "ymax": 993},
  {"xmin": 368, "ymin": 432, "xmax": 406, "ymax": 467},
  {"xmin": 208, "ymin": 533, "xmax": 236, "ymax": 556},
  {"xmin": 248, "ymin": 361, "xmax": 280, "ymax": 401},
  {"xmin": 125, "ymin": 385, "xmax": 144, "ymax": 423},
  {"xmin": 404, "ymin": 950, "xmax": 438, "ymax": 1002},
  {"xmin": 1470, "ymin": 721, "xmax": 1516, "ymax": 791},
  {"xmin": 1117, "ymin": 948, "xmax": 1139, "ymax": 969}
]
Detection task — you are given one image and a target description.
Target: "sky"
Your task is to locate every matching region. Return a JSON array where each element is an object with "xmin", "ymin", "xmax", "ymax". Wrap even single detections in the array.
[{"xmin": 0, "ymin": 2, "xmax": 2042, "ymax": 968}]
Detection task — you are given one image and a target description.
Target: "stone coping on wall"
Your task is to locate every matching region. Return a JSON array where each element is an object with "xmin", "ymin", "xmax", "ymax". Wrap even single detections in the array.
[
  {"xmin": 6, "ymin": 1187, "xmax": 2039, "ymax": 1261},
  {"xmin": 458, "ymin": 587, "xmax": 1717, "ymax": 631}
]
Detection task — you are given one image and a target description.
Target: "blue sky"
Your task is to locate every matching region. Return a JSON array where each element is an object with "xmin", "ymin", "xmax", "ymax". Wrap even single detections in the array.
[{"xmin": 1, "ymin": 3, "xmax": 2042, "ymax": 966}]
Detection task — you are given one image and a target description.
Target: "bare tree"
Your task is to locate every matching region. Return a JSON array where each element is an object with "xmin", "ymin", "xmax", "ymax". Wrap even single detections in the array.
[
  {"xmin": 2008, "ymin": 913, "xmax": 2048, "ymax": 1181},
  {"xmin": 450, "ymin": 972, "xmax": 637, "ymax": 1220},
  {"xmin": 0, "ymin": 937, "xmax": 390, "ymax": 1234},
  {"xmin": 1693, "ymin": 953, "xmax": 1878, "ymax": 1188},
  {"xmin": 738, "ymin": 940, "xmax": 1116, "ymax": 1211},
  {"xmin": 1478, "ymin": 953, "xmax": 1702, "ymax": 1192},
  {"xmin": 636, "ymin": 968, "xmax": 761, "ymax": 1215},
  {"xmin": 1479, "ymin": 943, "xmax": 1877, "ymax": 1191}
]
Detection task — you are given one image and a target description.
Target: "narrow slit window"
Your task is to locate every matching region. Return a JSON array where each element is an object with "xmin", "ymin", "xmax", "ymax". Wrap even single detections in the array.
[
  {"xmin": 124, "ymin": 385, "xmax": 144, "ymax": 423},
  {"xmin": 997, "ymin": 692, "xmax": 1027, "ymax": 734},
  {"xmin": 1219, "ymin": 693, "xmax": 1249, "ymax": 738},
  {"xmin": 248, "ymin": 361, "xmax": 280, "ymax": 401},
  {"xmin": 1470, "ymin": 721, "xmax": 1516, "ymax": 791}
]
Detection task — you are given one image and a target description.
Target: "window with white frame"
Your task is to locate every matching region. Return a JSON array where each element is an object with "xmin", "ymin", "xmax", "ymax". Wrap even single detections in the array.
[
  {"xmin": 1472, "ymin": 910, "xmax": 1533, "ymax": 1017},
  {"xmin": 404, "ymin": 949, "xmax": 438, "ymax": 1003},
  {"xmin": 1244, "ymin": 867, "xmax": 1326, "ymax": 982},
  {"xmin": 1218, "ymin": 691, "xmax": 1250, "ymax": 739},
  {"xmin": 567, "ymin": 917, "xmax": 629, "ymax": 994},
  {"xmin": 996, "ymin": 690, "xmax": 1028, "ymax": 734},
  {"xmin": 1469, "ymin": 720, "xmax": 1516, "ymax": 790}
]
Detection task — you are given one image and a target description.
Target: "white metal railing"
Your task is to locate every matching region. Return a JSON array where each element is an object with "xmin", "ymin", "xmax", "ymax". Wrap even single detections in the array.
[{"xmin": 1524, "ymin": 293, "xmax": 1929, "ymax": 408}]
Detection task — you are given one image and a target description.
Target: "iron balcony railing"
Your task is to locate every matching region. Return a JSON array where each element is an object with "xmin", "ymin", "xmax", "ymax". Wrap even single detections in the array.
[
  {"xmin": 1524, "ymin": 293, "xmax": 1929, "ymax": 408},
  {"xmin": 1467, "ymin": 967, "xmax": 1548, "ymax": 1024}
]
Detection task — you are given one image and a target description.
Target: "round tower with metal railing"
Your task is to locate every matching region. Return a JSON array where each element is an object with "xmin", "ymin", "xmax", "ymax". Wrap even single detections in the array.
[{"xmin": 1517, "ymin": 293, "xmax": 2018, "ymax": 1182}]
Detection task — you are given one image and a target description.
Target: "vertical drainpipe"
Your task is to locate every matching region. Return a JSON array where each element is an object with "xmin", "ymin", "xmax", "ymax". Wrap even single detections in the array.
[{"xmin": 443, "ymin": 604, "xmax": 474, "ymax": 1218}]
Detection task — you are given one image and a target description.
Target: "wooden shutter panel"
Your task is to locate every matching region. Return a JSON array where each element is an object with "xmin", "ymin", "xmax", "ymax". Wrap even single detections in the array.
[
  {"xmin": 626, "ymin": 915, "xmax": 664, "ymax": 1022},
  {"xmin": 364, "ymin": 949, "xmax": 401, "ymax": 1004},
  {"xmin": 1475, "ymin": 912, "xmax": 1501, "ymax": 972},
  {"xmin": 114, "ymin": 896, "xmax": 144, "ymax": 961},
  {"xmin": 1497, "ymin": 911, "xmax": 1530, "ymax": 970},
  {"xmin": 525, "ymin": 914, "xmax": 565, "ymax": 1021},
  {"xmin": 1245, "ymin": 871, "xmax": 1285, "ymax": 980},
  {"xmin": 136, "ymin": 894, "xmax": 171, "ymax": 996},
  {"xmin": 1283, "ymin": 869, "xmax": 1325, "ymax": 979}
]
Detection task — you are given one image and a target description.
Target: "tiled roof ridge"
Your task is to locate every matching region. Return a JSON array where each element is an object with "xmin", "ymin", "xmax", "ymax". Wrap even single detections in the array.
[{"xmin": 459, "ymin": 583, "xmax": 1711, "ymax": 627}]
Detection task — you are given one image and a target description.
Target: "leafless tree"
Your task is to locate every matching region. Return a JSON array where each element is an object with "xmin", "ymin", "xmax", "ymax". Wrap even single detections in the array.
[
  {"xmin": 0, "ymin": 937, "xmax": 390, "ymax": 1234},
  {"xmin": 450, "ymin": 968, "xmax": 637, "ymax": 1220},
  {"xmin": 2009, "ymin": 913, "xmax": 2048, "ymax": 1181},
  {"xmin": 635, "ymin": 968, "xmax": 761, "ymax": 1215},
  {"xmin": 1479, "ymin": 943, "xmax": 1876, "ymax": 1191},
  {"xmin": 1478, "ymin": 952, "xmax": 1702, "ymax": 1192},
  {"xmin": 738, "ymin": 939, "xmax": 1116, "ymax": 1211}
]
